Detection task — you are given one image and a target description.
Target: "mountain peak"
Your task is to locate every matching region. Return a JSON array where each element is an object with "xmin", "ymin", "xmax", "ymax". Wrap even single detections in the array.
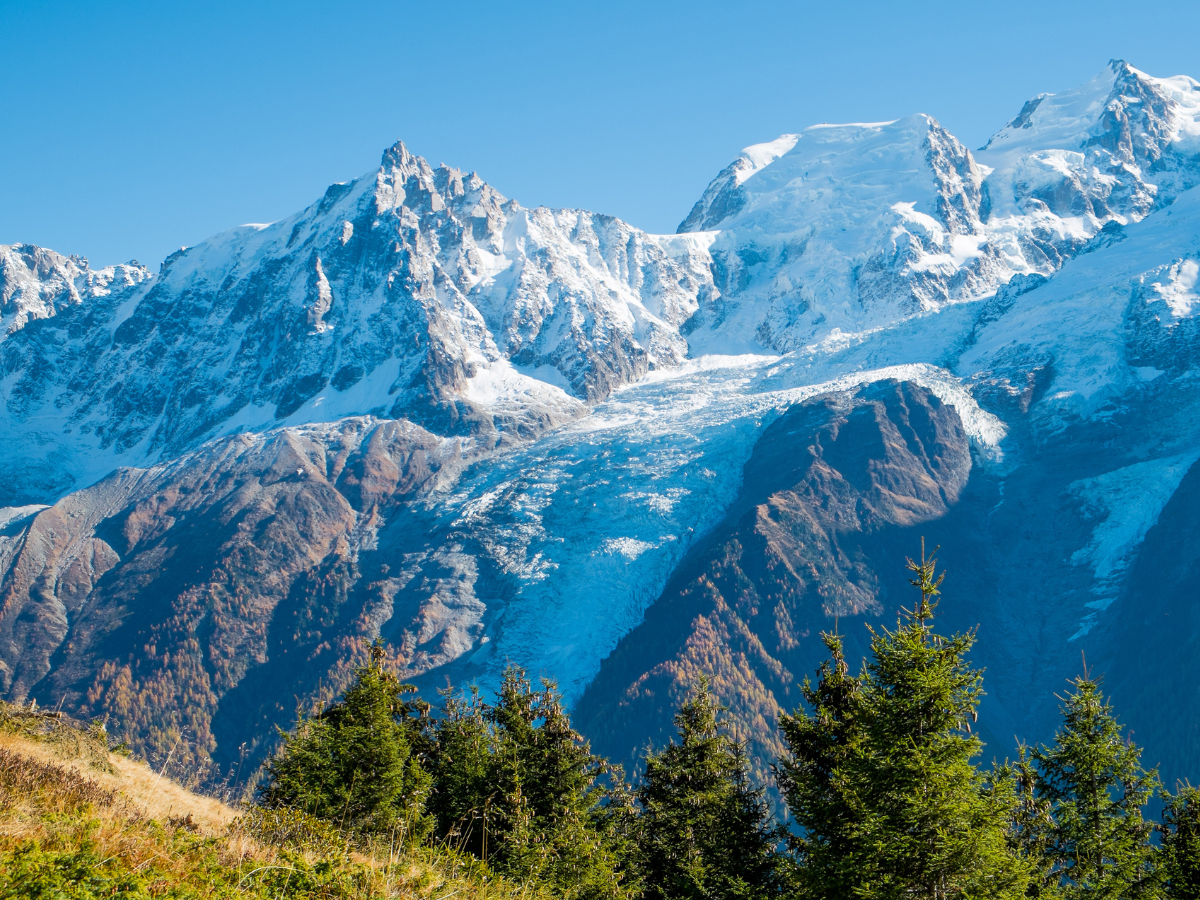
[
  {"xmin": 980, "ymin": 60, "xmax": 1176, "ymax": 154},
  {"xmin": 681, "ymin": 117, "xmax": 949, "ymax": 235},
  {"xmin": 0, "ymin": 244, "xmax": 150, "ymax": 338},
  {"xmin": 976, "ymin": 60, "xmax": 1200, "ymax": 229},
  {"xmin": 380, "ymin": 138, "xmax": 416, "ymax": 169}
]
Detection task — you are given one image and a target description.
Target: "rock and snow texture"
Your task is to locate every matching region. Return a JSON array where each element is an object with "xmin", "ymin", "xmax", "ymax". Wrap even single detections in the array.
[
  {"xmin": 0, "ymin": 141, "xmax": 714, "ymax": 504},
  {"xmin": 0, "ymin": 244, "xmax": 150, "ymax": 336},
  {"xmin": 960, "ymin": 180, "xmax": 1200, "ymax": 418},
  {"xmin": 678, "ymin": 60, "xmax": 1200, "ymax": 356},
  {"xmin": 7, "ymin": 61, "xmax": 1200, "ymax": 780},
  {"xmin": 679, "ymin": 115, "xmax": 1000, "ymax": 354},
  {"xmin": 979, "ymin": 60, "xmax": 1200, "ymax": 236}
]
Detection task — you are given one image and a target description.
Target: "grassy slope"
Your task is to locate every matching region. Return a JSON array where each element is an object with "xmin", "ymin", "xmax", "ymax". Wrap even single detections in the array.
[{"xmin": 0, "ymin": 703, "xmax": 545, "ymax": 899}]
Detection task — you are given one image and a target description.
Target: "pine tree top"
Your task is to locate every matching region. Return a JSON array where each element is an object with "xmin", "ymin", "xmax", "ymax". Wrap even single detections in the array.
[{"xmin": 905, "ymin": 537, "xmax": 945, "ymax": 629}]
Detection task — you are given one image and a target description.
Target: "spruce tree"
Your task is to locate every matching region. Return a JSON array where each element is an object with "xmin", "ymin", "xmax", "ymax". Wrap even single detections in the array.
[
  {"xmin": 261, "ymin": 642, "xmax": 432, "ymax": 841},
  {"xmin": 994, "ymin": 746, "xmax": 1059, "ymax": 899},
  {"xmin": 428, "ymin": 666, "xmax": 632, "ymax": 900},
  {"xmin": 1161, "ymin": 784, "xmax": 1200, "ymax": 900},
  {"xmin": 777, "ymin": 542, "xmax": 1028, "ymax": 900},
  {"xmin": 777, "ymin": 630, "xmax": 868, "ymax": 898},
  {"xmin": 427, "ymin": 684, "xmax": 494, "ymax": 857},
  {"xmin": 488, "ymin": 667, "xmax": 627, "ymax": 900},
  {"xmin": 593, "ymin": 767, "xmax": 644, "ymax": 899},
  {"xmin": 635, "ymin": 678, "xmax": 783, "ymax": 900},
  {"xmin": 1030, "ymin": 675, "xmax": 1159, "ymax": 900}
]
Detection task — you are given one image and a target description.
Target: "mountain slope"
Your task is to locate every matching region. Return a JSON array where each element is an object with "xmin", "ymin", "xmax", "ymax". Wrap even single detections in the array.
[
  {"xmin": 573, "ymin": 380, "xmax": 976, "ymax": 775},
  {"xmin": 577, "ymin": 119, "xmax": 1200, "ymax": 778},
  {"xmin": 5, "ymin": 62, "xmax": 1200, "ymax": 785}
]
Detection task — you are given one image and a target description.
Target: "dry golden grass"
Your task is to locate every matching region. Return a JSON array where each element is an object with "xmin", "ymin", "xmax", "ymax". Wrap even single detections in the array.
[
  {"xmin": 0, "ymin": 701, "xmax": 549, "ymax": 899},
  {"xmin": 0, "ymin": 728, "xmax": 236, "ymax": 835}
]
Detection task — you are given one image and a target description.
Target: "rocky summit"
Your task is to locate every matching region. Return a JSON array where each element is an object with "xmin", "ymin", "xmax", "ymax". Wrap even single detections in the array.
[{"xmin": 4, "ymin": 59, "xmax": 1200, "ymax": 784}]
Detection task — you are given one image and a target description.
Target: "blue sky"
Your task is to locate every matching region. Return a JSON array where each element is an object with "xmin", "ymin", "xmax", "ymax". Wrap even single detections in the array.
[{"xmin": 4, "ymin": 0, "xmax": 1200, "ymax": 268}]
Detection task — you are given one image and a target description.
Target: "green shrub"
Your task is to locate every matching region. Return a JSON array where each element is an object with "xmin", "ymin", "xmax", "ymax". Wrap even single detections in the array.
[{"xmin": 231, "ymin": 806, "xmax": 349, "ymax": 857}]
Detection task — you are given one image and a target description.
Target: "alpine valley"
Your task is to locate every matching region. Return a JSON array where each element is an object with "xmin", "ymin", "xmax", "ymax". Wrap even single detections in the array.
[{"xmin": 5, "ymin": 60, "xmax": 1200, "ymax": 786}]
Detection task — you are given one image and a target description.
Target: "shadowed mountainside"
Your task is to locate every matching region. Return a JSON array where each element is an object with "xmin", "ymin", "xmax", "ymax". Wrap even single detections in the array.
[{"xmin": 574, "ymin": 381, "xmax": 975, "ymax": 775}]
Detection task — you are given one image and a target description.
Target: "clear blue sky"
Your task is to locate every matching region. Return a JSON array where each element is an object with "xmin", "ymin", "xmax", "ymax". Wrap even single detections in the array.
[{"xmin": 4, "ymin": 0, "xmax": 1200, "ymax": 269}]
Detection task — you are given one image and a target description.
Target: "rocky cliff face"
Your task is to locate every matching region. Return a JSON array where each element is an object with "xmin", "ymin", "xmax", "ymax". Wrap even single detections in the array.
[
  {"xmin": 6, "ymin": 62, "xmax": 1200, "ymax": 784},
  {"xmin": 0, "ymin": 418, "xmax": 471, "ymax": 773}
]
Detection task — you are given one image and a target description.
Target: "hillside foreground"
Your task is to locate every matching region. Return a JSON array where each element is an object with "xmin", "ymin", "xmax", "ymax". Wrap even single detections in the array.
[{"xmin": 0, "ymin": 700, "xmax": 544, "ymax": 899}]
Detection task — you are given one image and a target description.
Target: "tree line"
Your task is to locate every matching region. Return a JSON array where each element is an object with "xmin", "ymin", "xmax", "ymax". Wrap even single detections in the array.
[{"xmin": 259, "ymin": 545, "xmax": 1200, "ymax": 900}]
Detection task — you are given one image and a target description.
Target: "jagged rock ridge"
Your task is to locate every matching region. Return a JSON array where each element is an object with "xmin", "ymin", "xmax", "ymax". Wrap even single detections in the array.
[{"xmin": 0, "ymin": 141, "xmax": 715, "ymax": 505}]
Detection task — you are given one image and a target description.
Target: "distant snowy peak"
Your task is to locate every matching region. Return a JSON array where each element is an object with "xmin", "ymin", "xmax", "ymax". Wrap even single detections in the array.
[
  {"xmin": 679, "ymin": 116, "xmax": 981, "ymax": 236},
  {"xmin": 979, "ymin": 60, "xmax": 1200, "ymax": 227},
  {"xmin": 677, "ymin": 134, "xmax": 800, "ymax": 232},
  {"xmin": 733, "ymin": 115, "xmax": 984, "ymax": 235},
  {"xmin": 0, "ymin": 244, "xmax": 150, "ymax": 337},
  {"xmin": 0, "ymin": 140, "xmax": 717, "ymax": 504},
  {"xmin": 152, "ymin": 138, "xmax": 710, "ymax": 406},
  {"xmin": 155, "ymin": 140, "xmax": 510, "ymax": 299},
  {"xmin": 678, "ymin": 64, "xmax": 1200, "ymax": 357},
  {"xmin": 983, "ymin": 59, "xmax": 1200, "ymax": 161},
  {"xmin": 681, "ymin": 115, "xmax": 996, "ymax": 354}
]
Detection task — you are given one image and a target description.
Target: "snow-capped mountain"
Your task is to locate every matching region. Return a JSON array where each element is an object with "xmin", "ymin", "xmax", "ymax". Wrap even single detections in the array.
[
  {"xmin": 679, "ymin": 60, "xmax": 1200, "ymax": 355},
  {"xmin": 979, "ymin": 60, "xmax": 1200, "ymax": 235},
  {"xmin": 0, "ymin": 244, "xmax": 151, "ymax": 337},
  {"xmin": 678, "ymin": 114, "xmax": 999, "ymax": 354},
  {"xmin": 0, "ymin": 141, "xmax": 713, "ymax": 505},
  {"xmin": 5, "ymin": 61, "xmax": 1200, "ymax": 784}
]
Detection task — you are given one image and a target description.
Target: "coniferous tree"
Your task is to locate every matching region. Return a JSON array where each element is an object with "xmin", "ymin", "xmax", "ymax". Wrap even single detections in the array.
[
  {"xmin": 1161, "ymin": 784, "xmax": 1200, "ymax": 900},
  {"xmin": 594, "ymin": 767, "xmax": 644, "ymax": 899},
  {"xmin": 429, "ymin": 667, "xmax": 632, "ymax": 900},
  {"xmin": 1029, "ymin": 676, "xmax": 1159, "ymax": 900},
  {"xmin": 427, "ymin": 684, "xmax": 494, "ymax": 857},
  {"xmin": 777, "ymin": 543, "xmax": 1028, "ymax": 900},
  {"xmin": 488, "ymin": 667, "xmax": 627, "ymax": 899},
  {"xmin": 776, "ymin": 630, "xmax": 867, "ymax": 898},
  {"xmin": 635, "ymin": 678, "xmax": 783, "ymax": 900},
  {"xmin": 859, "ymin": 544, "xmax": 1027, "ymax": 899},
  {"xmin": 261, "ymin": 642, "xmax": 432, "ymax": 841},
  {"xmin": 994, "ymin": 746, "xmax": 1059, "ymax": 899}
]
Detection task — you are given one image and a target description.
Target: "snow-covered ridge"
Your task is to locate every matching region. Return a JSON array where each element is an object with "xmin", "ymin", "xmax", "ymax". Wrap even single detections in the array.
[
  {"xmin": 0, "ymin": 141, "xmax": 716, "ymax": 504},
  {"xmin": 679, "ymin": 114, "xmax": 998, "ymax": 354},
  {"xmin": 676, "ymin": 61, "xmax": 1200, "ymax": 360},
  {"xmin": 0, "ymin": 244, "xmax": 150, "ymax": 336},
  {"xmin": 977, "ymin": 60, "xmax": 1200, "ymax": 278},
  {"xmin": 960, "ymin": 178, "xmax": 1200, "ymax": 414},
  {"xmin": 7, "ymin": 61, "xmax": 1200, "ymax": 508}
]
